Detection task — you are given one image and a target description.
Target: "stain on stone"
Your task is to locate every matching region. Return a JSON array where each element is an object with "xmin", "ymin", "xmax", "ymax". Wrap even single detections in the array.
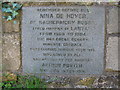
[{"xmin": 75, "ymin": 77, "xmax": 96, "ymax": 87}]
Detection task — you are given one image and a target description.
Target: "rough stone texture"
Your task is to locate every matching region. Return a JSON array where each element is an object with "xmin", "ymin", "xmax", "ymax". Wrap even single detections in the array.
[
  {"xmin": 2, "ymin": 20, "xmax": 20, "ymax": 33},
  {"xmin": 106, "ymin": 37, "xmax": 120, "ymax": 71},
  {"xmin": 107, "ymin": 6, "xmax": 119, "ymax": 34},
  {"xmin": 46, "ymin": 74, "xmax": 119, "ymax": 88},
  {"xmin": 2, "ymin": 33, "xmax": 21, "ymax": 71},
  {"xmin": 92, "ymin": 75, "xmax": 119, "ymax": 88}
]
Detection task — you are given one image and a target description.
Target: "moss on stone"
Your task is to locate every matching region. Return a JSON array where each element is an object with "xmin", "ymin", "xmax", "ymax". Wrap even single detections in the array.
[
  {"xmin": 22, "ymin": 2, "xmax": 94, "ymax": 7},
  {"xmin": 76, "ymin": 77, "xmax": 96, "ymax": 87},
  {"xmin": 106, "ymin": 69, "xmax": 120, "ymax": 72},
  {"xmin": 1, "ymin": 72, "xmax": 17, "ymax": 81},
  {"xmin": 47, "ymin": 82, "xmax": 68, "ymax": 88}
]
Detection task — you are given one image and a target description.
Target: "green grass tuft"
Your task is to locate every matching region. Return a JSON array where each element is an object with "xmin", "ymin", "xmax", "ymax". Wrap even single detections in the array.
[{"xmin": 1, "ymin": 75, "xmax": 47, "ymax": 89}]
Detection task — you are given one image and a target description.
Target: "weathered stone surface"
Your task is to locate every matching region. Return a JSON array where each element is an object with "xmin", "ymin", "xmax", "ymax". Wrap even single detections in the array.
[
  {"xmin": 46, "ymin": 74, "xmax": 119, "ymax": 88},
  {"xmin": 75, "ymin": 77, "xmax": 96, "ymax": 87},
  {"xmin": 22, "ymin": 6, "xmax": 105, "ymax": 75},
  {"xmin": 2, "ymin": 33, "xmax": 20, "ymax": 71},
  {"xmin": 106, "ymin": 37, "xmax": 120, "ymax": 71},
  {"xmin": 107, "ymin": 6, "xmax": 119, "ymax": 33},
  {"xmin": 92, "ymin": 75, "xmax": 119, "ymax": 88},
  {"xmin": 2, "ymin": 20, "xmax": 20, "ymax": 33}
]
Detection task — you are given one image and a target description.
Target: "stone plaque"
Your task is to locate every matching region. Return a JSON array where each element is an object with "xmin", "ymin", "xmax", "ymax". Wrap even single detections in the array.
[{"xmin": 22, "ymin": 6, "xmax": 105, "ymax": 75}]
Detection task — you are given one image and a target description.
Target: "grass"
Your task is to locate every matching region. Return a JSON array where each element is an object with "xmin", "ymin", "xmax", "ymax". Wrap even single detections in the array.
[{"xmin": 0, "ymin": 75, "xmax": 47, "ymax": 89}]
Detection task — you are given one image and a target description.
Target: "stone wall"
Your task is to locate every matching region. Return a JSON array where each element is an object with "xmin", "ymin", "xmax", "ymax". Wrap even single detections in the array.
[
  {"xmin": 106, "ymin": 6, "xmax": 120, "ymax": 71},
  {"xmin": 1, "ymin": 2, "xmax": 120, "ymax": 88},
  {"xmin": 2, "ymin": 18, "xmax": 21, "ymax": 71}
]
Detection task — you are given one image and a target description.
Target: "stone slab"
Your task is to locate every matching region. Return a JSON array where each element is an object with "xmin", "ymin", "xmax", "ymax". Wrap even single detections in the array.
[
  {"xmin": 106, "ymin": 37, "xmax": 120, "ymax": 71},
  {"xmin": 107, "ymin": 6, "xmax": 119, "ymax": 34},
  {"xmin": 2, "ymin": 33, "xmax": 20, "ymax": 71},
  {"xmin": 22, "ymin": 6, "xmax": 105, "ymax": 75},
  {"xmin": 2, "ymin": 20, "xmax": 20, "ymax": 33}
]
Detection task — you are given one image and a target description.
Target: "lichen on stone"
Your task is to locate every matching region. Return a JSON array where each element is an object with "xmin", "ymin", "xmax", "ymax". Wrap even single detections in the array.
[{"xmin": 76, "ymin": 77, "xmax": 96, "ymax": 87}]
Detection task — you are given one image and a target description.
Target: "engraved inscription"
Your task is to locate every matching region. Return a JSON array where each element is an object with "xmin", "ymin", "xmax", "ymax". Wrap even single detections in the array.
[{"xmin": 22, "ymin": 6, "xmax": 105, "ymax": 74}]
